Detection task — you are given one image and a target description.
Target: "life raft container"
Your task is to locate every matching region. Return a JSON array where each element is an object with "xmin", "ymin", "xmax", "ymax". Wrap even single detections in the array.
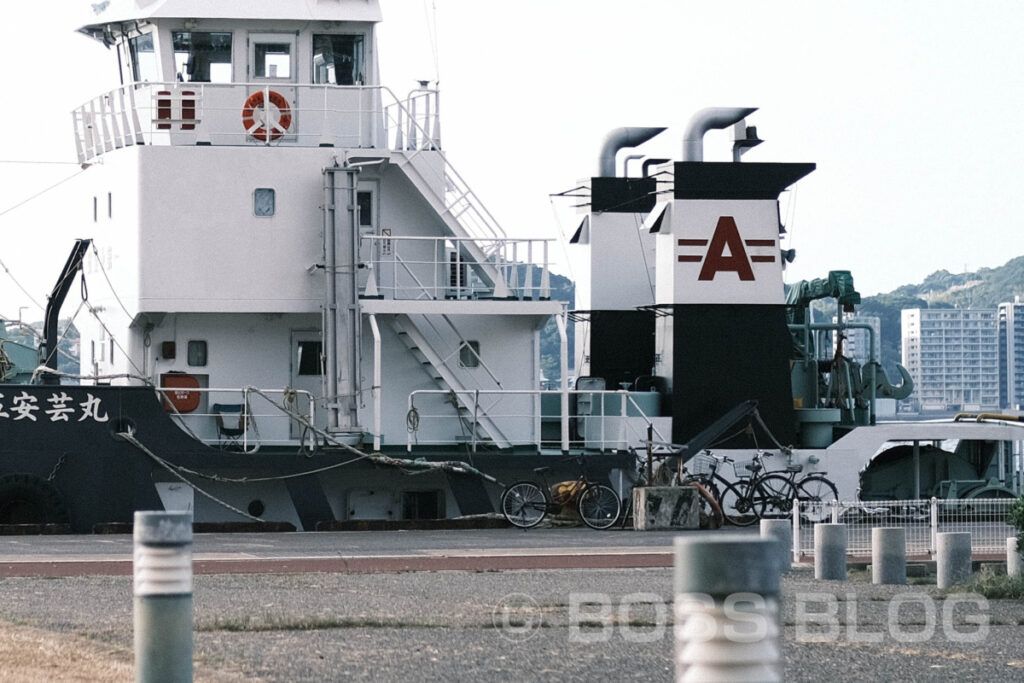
[{"xmin": 241, "ymin": 90, "xmax": 292, "ymax": 142}]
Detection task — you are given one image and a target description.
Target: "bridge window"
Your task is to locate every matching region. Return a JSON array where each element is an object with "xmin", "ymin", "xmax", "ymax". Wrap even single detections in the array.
[
  {"xmin": 128, "ymin": 33, "xmax": 158, "ymax": 82},
  {"xmin": 312, "ymin": 35, "xmax": 365, "ymax": 85},
  {"xmin": 251, "ymin": 34, "xmax": 293, "ymax": 79},
  {"xmin": 172, "ymin": 31, "xmax": 233, "ymax": 83}
]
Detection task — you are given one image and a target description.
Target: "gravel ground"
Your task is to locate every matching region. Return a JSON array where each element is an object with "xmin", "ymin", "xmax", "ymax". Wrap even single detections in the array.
[{"xmin": 0, "ymin": 567, "xmax": 1022, "ymax": 681}]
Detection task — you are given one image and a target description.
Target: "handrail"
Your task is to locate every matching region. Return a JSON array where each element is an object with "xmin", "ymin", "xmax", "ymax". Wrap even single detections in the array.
[
  {"xmin": 155, "ymin": 385, "xmax": 317, "ymax": 451},
  {"xmin": 362, "ymin": 235, "xmax": 555, "ymax": 301},
  {"xmin": 73, "ymin": 82, "xmax": 439, "ymax": 163},
  {"xmin": 405, "ymin": 388, "xmax": 667, "ymax": 453}
]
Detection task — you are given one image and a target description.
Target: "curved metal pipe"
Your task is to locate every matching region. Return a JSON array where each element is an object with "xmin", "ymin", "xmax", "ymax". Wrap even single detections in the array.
[
  {"xmin": 682, "ymin": 107, "xmax": 757, "ymax": 162},
  {"xmin": 597, "ymin": 127, "xmax": 666, "ymax": 177}
]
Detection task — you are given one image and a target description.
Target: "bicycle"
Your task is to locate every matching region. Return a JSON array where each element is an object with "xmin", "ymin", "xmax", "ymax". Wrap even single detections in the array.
[
  {"xmin": 500, "ymin": 455, "xmax": 621, "ymax": 530},
  {"xmin": 619, "ymin": 450, "xmax": 723, "ymax": 529},
  {"xmin": 747, "ymin": 452, "xmax": 839, "ymax": 522},
  {"xmin": 674, "ymin": 454, "xmax": 725, "ymax": 529},
  {"xmin": 684, "ymin": 451, "xmax": 777, "ymax": 527}
]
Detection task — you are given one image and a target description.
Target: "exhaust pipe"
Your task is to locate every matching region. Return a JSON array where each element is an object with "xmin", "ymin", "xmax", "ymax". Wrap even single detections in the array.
[
  {"xmin": 682, "ymin": 107, "xmax": 757, "ymax": 162},
  {"xmin": 597, "ymin": 127, "xmax": 666, "ymax": 177}
]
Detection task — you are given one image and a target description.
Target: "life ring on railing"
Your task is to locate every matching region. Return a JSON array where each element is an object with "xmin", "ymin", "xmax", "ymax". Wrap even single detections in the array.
[{"xmin": 241, "ymin": 90, "xmax": 292, "ymax": 142}]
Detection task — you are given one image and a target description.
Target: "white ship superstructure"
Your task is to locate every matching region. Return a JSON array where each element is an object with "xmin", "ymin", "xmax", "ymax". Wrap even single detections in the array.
[{"xmin": 72, "ymin": 0, "xmax": 561, "ymax": 452}]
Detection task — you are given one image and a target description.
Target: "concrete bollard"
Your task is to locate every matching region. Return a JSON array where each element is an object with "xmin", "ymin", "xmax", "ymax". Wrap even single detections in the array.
[
  {"xmin": 134, "ymin": 511, "xmax": 194, "ymax": 683},
  {"xmin": 674, "ymin": 536, "xmax": 781, "ymax": 682},
  {"xmin": 814, "ymin": 523, "xmax": 847, "ymax": 581},
  {"xmin": 936, "ymin": 531, "xmax": 972, "ymax": 589},
  {"xmin": 1007, "ymin": 537, "xmax": 1023, "ymax": 578},
  {"xmin": 871, "ymin": 527, "xmax": 906, "ymax": 585},
  {"xmin": 760, "ymin": 518, "xmax": 793, "ymax": 574}
]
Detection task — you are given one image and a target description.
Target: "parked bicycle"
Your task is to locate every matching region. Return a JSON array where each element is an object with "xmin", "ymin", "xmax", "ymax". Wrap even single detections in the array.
[
  {"xmin": 618, "ymin": 450, "xmax": 723, "ymax": 529},
  {"xmin": 752, "ymin": 452, "xmax": 839, "ymax": 522},
  {"xmin": 690, "ymin": 451, "xmax": 773, "ymax": 527},
  {"xmin": 500, "ymin": 455, "xmax": 621, "ymax": 530}
]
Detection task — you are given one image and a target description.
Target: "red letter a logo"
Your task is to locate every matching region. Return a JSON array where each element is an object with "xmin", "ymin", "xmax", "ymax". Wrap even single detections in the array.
[{"xmin": 698, "ymin": 216, "xmax": 754, "ymax": 281}]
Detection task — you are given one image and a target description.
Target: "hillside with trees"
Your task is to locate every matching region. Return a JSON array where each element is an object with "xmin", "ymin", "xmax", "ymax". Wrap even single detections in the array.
[{"xmin": 809, "ymin": 256, "xmax": 1024, "ymax": 374}]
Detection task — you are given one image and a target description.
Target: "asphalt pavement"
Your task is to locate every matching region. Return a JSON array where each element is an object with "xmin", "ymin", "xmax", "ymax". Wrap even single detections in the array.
[{"xmin": 0, "ymin": 528, "xmax": 1021, "ymax": 681}]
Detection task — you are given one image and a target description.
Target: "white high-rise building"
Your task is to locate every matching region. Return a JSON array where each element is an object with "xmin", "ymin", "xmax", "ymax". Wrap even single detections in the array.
[
  {"xmin": 997, "ymin": 299, "xmax": 1024, "ymax": 409},
  {"xmin": 901, "ymin": 308, "xmax": 999, "ymax": 411},
  {"xmin": 832, "ymin": 314, "xmax": 881, "ymax": 365}
]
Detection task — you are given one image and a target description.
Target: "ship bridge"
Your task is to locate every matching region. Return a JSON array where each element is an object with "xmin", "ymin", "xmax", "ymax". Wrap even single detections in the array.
[{"xmin": 74, "ymin": 0, "xmax": 427, "ymax": 161}]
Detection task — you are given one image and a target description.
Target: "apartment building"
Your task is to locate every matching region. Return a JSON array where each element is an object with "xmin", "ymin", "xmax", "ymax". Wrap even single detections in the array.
[
  {"xmin": 833, "ymin": 314, "xmax": 882, "ymax": 365},
  {"xmin": 998, "ymin": 299, "xmax": 1024, "ymax": 409},
  {"xmin": 901, "ymin": 308, "xmax": 999, "ymax": 411}
]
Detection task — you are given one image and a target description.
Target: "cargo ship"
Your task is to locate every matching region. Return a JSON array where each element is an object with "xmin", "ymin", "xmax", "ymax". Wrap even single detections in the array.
[{"xmin": 0, "ymin": 0, "xmax": 1019, "ymax": 532}]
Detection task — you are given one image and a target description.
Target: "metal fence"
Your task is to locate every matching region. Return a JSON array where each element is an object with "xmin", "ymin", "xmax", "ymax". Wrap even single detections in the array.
[{"xmin": 792, "ymin": 498, "xmax": 1017, "ymax": 559}]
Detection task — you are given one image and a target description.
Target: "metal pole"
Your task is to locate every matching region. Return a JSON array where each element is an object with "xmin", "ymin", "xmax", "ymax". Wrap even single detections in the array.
[
  {"xmin": 673, "ymin": 536, "xmax": 782, "ymax": 682},
  {"xmin": 792, "ymin": 500, "xmax": 801, "ymax": 564},
  {"xmin": 133, "ymin": 511, "xmax": 193, "ymax": 683},
  {"xmin": 930, "ymin": 497, "xmax": 939, "ymax": 557},
  {"xmin": 646, "ymin": 424, "xmax": 654, "ymax": 485}
]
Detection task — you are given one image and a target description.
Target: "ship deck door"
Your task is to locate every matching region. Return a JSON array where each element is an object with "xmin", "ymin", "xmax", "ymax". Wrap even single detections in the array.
[
  {"xmin": 290, "ymin": 330, "xmax": 324, "ymax": 439},
  {"xmin": 356, "ymin": 184, "xmax": 378, "ymax": 293}
]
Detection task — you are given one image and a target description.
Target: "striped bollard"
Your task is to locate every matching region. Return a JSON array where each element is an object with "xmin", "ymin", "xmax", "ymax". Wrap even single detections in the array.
[
  {"xmin": 674, "ymin": 536, "xmax": 781, "ymax": 682},
  {"xmin": 871, "ymin": 527, "xmax": 906, "ymax": 585},
  {"xmin": 134, "ymin": 511, "xmax": 194, "ymax": 683},
  {"xmin": 1008, "ymin": 537, "xmax": 1023, "ymax": 578},
  {"xmin": 936, "ymin": 531, "xmax": 972, "ymax": 589}
]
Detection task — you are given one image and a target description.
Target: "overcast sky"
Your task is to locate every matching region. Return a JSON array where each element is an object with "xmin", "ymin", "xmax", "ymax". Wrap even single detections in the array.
[{"xmin": 2, "ymin": 0, "xmax": 1024, "ymax": 322}]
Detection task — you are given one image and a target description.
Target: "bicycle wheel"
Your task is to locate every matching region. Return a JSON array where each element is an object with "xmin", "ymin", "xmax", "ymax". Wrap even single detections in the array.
[
  {"xmin": 717, "ymin": 481, "xmax": 759, "ymax": 527},
  {"xmin": 796, "ymin": 475, "xmax": 839, "ymax": 523},
  {"xmin": 692, "ymin": 482, "xmax": 724, "ymax": 529},
  {"xmin": 755, "ymin": 474, "xmax": 797, "ymax": 519},
  {"xmin": 578, "ymin": 484, "xmax": 621, "ymax": 530},
  {"xmin": 501, "ymin": 481, "xmax": 548, "ymax": 529}
]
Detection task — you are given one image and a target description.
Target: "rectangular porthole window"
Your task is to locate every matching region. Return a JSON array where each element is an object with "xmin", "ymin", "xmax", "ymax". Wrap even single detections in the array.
[
  {"xmin": 357, "ymin": 191, "xmax": 372, "ymax": 227},
  {"xmin": 187, "ymin": 340, "xmax": 208, "ymax": 367},
  {"xmin": 458, "ymin": 341, "xmax": 480, "ymax": 368},
  {"xmin": 254, "ymin": 188, "xmax": 275, "ymax": 216},
  {"xmin": 296, "ymin": 341, "xmax": 323, "ymax": 376}
]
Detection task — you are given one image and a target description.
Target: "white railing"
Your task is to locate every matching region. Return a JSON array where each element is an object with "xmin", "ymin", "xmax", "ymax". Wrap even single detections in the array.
[
  {"xmin": 155, "ymin": 386, "xmax": 316, "ymax": 452},
  {"xmin": 405, "ymin": 389, "xmax": 667, "ymax": 453},
  {"xmin": 792, "ymin": 498, "xmax": 1017, "ymax": 559},
  {"xmin": 362, "ymin": 235, "xmax": 554, "ymax": 301},
  {"xmin": 73, "ymin": 82, "xmax": 439, "ymax": 163}
]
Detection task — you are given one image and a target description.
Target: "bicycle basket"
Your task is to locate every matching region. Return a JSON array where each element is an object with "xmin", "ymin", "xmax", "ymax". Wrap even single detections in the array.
[
  {"xmin": 687, "ymin": 454, "xmax": 715, "ymax": 476},
  {"xmin": 733, "ymin": 460, "xmax": 754, "ymax": 479}
]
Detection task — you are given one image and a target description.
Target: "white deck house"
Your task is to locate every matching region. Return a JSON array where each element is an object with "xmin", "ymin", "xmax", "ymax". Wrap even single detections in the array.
[{"xmin": 71, "ymin": 0, "xmax": 571, "ymax": 451}]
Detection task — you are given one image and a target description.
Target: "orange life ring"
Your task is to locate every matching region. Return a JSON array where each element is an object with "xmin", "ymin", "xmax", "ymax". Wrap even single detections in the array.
[{"xmin": 241, "ymin": 90, "xmax": 292, "ymax": 141}]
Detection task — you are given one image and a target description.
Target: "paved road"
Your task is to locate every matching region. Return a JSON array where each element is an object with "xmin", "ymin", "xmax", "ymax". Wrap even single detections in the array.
[
  {"xmin": 0, "ymin": 528, "xmax": 1021, "ymax": 681},
  {"xmin": 0, "ymin": 527, "xmax": 743, "ymax": 576}
]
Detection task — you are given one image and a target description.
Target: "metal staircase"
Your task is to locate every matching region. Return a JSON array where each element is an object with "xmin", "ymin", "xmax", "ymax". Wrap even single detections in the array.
[
  {"xmin": 391, "ymin": 314, "xmax": 510, "ymax": 447},
  {"xmin": 391, "ymin": 149, "xmax": 512, "ymax": 298}
]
